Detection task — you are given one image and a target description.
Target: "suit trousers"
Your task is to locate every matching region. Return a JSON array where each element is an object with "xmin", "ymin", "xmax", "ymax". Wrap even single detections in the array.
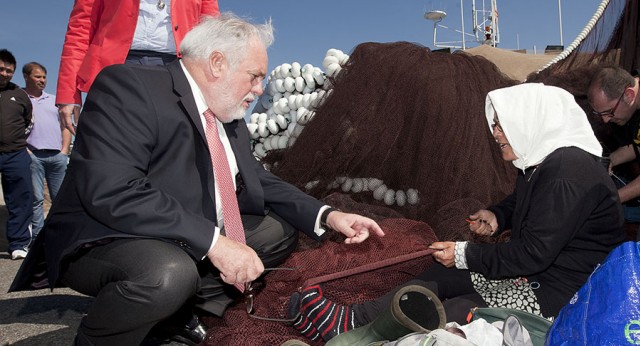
[{"xmin": 60, "ymin": 211, "xmax": 298, "ymax": 346}]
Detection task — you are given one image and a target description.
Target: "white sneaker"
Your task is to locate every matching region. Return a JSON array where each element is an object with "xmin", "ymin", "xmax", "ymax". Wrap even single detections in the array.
[{"xmin": 11, "ymin": 249, "xmax": 28, "ymax": 260}]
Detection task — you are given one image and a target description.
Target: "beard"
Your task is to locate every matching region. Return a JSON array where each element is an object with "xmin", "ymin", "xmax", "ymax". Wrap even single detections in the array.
[
  {"xmin": 227, "ymin": 92, "xmax": 255, "ymax": 121},
  {"xmin": 216, "ymin": 85, "xmax": 255, "ymax": 122},
  {"xmin": 216, "ymin": 91, "xmax": 256, "ymax": 122}
]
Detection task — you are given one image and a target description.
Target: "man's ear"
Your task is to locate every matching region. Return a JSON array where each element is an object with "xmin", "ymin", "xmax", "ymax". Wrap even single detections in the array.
[{"xmin": 209, "ymin": 51, "xmax": 225, "ymax": 78}]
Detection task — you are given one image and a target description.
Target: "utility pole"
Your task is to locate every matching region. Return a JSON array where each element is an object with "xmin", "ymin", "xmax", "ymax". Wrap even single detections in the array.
[{"xmin": 558, "ymin": 0, "xmax": 564, "ymax": 46}]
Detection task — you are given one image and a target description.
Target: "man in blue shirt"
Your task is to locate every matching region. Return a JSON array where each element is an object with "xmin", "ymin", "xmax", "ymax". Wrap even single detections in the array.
[{"xmin": 23, "ymin": 62, "xmax": 72, "ymax": 238}]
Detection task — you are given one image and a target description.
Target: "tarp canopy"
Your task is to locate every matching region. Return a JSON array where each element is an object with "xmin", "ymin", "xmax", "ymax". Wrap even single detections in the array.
[{"xmin": 464, "ymin": 45, "xmax": 557, "ymax": 81}]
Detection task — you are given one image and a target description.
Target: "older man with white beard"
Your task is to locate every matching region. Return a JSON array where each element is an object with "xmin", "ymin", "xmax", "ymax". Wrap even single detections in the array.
[{"xmin": 10, "ymin": 13, "xmax": 384, "ymax": 346}]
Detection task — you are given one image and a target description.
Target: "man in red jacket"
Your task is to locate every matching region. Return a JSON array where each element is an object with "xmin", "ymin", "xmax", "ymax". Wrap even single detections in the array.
[{"xmin": 56, "ymin": 0, "xmax": 219, "ymax": 135}]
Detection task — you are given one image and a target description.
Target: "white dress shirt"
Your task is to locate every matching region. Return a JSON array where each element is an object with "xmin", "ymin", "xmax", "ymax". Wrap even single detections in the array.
[{"xmin": 131, "ymin": 0, "xmax": 176, "ymax": 54}]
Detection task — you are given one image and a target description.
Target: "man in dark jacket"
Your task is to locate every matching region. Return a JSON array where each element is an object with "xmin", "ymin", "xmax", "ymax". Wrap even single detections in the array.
[
  {"xmin": 0, "ymin": 49, "xmax": 33, "ymax": 260},
  {"xmin": 588, "ymin": 66, "xmax": 640, "ymax": 226},
  {"xmin": 9, "ymin": 14, "xmax": 384, "ymax": 346}
]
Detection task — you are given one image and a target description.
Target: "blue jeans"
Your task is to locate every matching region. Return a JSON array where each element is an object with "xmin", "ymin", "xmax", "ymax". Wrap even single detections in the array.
[
  {"xmin": 0, "ymin": 149, "xmax": 33, "ymax": 252},
  {"xmin": 29, "ymin": 150, "xmax": 68, "ymax": 236},
  {"xmin": 623, "ymin": 205, "xmax": 640, "ymax": 223}
]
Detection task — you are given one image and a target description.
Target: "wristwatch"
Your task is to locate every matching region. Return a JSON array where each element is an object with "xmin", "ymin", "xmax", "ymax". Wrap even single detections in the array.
[{"xmin": 320, "ymin": 207, "xmax": 337, "ymax": 229}]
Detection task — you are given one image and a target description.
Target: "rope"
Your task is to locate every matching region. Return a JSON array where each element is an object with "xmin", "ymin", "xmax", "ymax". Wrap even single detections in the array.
[
  {"xmin": 302, "ymin": 248, "xmax": 435, "ymax": 288},
  {"xmin": 536, "ymin": 0, "xmax": 611, "ymax": 73}
]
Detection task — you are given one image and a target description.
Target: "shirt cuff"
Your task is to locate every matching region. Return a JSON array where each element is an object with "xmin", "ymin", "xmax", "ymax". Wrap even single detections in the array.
[
  {"xmin": 454, "ymin": 241, "xmax": 469, "ymax": 269},
  {"xmin": 314, "ymin": 205, "xmax": 330, "ymax": 237},
  {"xmin": 202, "ymin": 226, "xmax": 221, "ymax": 260}
]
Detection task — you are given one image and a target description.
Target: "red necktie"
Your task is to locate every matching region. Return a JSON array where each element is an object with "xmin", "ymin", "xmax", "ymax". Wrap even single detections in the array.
[{"xmin": 203, "ymin": 109, "xmax": 246, "ymax": 291}]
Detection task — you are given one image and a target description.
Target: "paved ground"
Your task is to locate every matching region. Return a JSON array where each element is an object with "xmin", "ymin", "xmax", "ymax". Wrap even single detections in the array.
[
  {"xmin": 0, "ymin": 185, "xmax": 188, "ymax": 345},
  {"xmin": 0, "ymin": 193, "xmax": 88, "ymax": 346}
]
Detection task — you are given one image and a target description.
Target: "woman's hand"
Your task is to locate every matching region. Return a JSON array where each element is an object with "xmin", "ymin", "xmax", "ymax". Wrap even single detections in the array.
[
  {"xmin": 468, "ymin": 210, "xmax": 498, "ymax": 236},
  {"xmin": 430, "ymin": 241, "xmax": 456, "ymax": 268}
]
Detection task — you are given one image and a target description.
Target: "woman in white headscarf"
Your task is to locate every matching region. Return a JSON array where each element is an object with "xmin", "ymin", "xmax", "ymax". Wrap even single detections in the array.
[
  {"xmin": 289, "ymin": 83, "xmax": 626, "ymax": 344},
  {"xmin": 452, "ymin": 83, "xmax": 625, "ymax": 319}
]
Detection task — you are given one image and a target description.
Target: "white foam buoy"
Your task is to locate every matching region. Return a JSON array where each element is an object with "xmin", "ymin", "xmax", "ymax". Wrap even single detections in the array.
[
  {"xmin": 341, "ymin": 178, "xmax": 353, "ymax": 192},
  {"xmin": 396, "ymin": 190, "xmax": 407, "ymax": 207},
  {"xmin": 384, "ymin": 189, "xmax": 395, "ymax": 206},
  {"xmin": 373, "ymin": 184, "xmax": 387, "ymax": 201},
  {"xmin": 407, "ymin": 188, "xmax": 419, "ymax": 205}
]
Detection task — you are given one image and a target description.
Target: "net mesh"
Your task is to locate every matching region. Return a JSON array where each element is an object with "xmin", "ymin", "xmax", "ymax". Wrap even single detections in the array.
[{"xmin": 204, "ymin": 215, "xmax": 437, "ymax": 345}]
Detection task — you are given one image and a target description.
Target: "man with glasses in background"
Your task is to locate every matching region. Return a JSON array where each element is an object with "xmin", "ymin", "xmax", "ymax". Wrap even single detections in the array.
[{"xmin": 588, "ymin": 65, "xmax": 640, "ymax": 230}]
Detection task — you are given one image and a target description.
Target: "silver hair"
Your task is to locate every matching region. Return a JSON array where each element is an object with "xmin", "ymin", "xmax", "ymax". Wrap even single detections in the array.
[{"xmin": 180, "ymin": 12, "xmax": 274, "ymax": 68}]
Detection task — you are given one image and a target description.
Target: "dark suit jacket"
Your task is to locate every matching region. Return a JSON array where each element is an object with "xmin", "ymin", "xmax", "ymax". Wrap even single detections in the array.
[{"xmin": 10, "ymin": 61, "xmax": 324, "ymax": 291}]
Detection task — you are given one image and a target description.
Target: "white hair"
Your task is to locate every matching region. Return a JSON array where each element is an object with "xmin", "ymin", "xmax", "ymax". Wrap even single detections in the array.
[{"xmin": 180, "ymin": 12, "xmax": 274, "ymax": 68}]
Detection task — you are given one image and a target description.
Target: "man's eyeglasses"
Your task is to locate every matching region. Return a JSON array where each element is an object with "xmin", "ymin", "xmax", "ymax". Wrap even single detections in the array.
[
  {"xmin": 244, "ymin": 267, "xmax": 300, "ymax": 323},
  {"xmin": 491, "ymin": 120, "xmax": 503, "ymax": 133},
  {"xmin": 592, "ymin": 92, "xmax": 625, "ymax": 118}
]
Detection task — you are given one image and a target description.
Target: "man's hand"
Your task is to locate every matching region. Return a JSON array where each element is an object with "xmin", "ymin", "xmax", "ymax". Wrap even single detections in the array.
[
  {"xmin": 429, "ymin": 241, "xmax": 455, "ymax": 267},
  {"xmin": 468, "ymin": 209, "xmax": 498, "ymax": 236},
  {"xmin": 206, "ymin": 236, "xmax": 264, "ymax": 285},
  {"xmin": 58, "ymin": 104, "xmax": 81, "ymax": 135},
  {"xmin": 618, "ymin": 176, "xmax": 640, "ymax": 203},
  {"xmin": 609, "ymin": 144, "xmax": 636, "ymax": 169},
  {"xmin": 326, "ymin": 210, "xmax": 385, "ymax": 244}
]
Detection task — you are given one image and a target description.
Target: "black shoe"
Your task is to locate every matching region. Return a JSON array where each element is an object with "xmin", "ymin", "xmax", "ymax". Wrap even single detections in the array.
[
  {"xmin": 143, "ymin": 314, "xmax": 208, "ymax": 346},
  {"xmin": 170, "ymin": 315, "xmax": 208, "ymax": 346}
]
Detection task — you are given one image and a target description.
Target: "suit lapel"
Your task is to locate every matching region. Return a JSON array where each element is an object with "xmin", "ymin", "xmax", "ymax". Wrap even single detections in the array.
[
  {"xmin": 167, "ymin": 61, "xmax": 206, "ymax": 141},
  {"xmin": 167, "ymin": 61, "xmax": 218, "ymax": 214}
]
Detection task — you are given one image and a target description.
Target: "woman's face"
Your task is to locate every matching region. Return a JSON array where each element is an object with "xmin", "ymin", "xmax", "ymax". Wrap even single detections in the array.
[{"xmin": 492, "ymin": 115, "xmax": 518, "ymax": 161}]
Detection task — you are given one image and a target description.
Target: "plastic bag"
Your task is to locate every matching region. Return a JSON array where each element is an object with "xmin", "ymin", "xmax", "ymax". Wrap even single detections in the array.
[
  {"xmin": 470, "ymin": 307, "xmax": 552, "ymax": 346},
  {"xmin": 545, "ymin": 241, "xmax": 640, "ymax": 345}
]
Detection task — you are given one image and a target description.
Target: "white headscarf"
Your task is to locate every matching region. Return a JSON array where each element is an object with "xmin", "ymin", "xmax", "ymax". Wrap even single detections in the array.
[{"xmin": 485, "ymin": 83, "xmax": 602, "ymax": 171}]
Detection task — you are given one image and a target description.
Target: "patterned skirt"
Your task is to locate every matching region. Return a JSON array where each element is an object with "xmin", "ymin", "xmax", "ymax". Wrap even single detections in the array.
[{"xmin": 470, "ymin": 272, "xmax": 542, "ymax": 316}]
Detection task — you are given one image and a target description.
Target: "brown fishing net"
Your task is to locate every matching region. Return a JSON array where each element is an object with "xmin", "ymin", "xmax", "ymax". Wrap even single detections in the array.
[
  {"xmin": 266, "ymin": 41, "xmax": 519, "ymax": 241},
  {"xmin": 204, "ymin": 217, "xmax": 437, "ymax": 345}
]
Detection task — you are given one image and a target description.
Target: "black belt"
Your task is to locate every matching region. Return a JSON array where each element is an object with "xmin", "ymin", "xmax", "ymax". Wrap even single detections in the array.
[
  {"xmin": 31, "ymin": 149, "xmax": 60, "ymax": 153},
  {"xmin": 127, "ymin": 49, "xmax": 177, "ymax": 60}
]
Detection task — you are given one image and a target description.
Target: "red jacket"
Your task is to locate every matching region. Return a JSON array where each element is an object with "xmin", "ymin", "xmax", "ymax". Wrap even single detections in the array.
[{"xmin": 56, "ymin": 0, "xmax": 219, "ymax": 105}]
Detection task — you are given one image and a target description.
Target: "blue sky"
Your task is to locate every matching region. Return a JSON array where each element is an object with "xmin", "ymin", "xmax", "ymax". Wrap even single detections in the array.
[{"xmin": 3, "ymin": 0, "xmax": 602, "ymax": 96}]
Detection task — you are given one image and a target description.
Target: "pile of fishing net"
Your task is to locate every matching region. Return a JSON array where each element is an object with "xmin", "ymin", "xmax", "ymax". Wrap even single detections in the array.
[{"xmin": 265, "ymin": 41, "xmax": 518, "ymax": 240}]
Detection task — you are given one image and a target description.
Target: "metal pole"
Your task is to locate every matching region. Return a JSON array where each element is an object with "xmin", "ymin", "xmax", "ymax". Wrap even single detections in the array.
[
  {"xmin": 558, "ymin": 0, "xmax": 564, "ymax": 46},
  {"xmin": 460, "ymin": 0, "xmax": 466, "ymax": 49}
]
